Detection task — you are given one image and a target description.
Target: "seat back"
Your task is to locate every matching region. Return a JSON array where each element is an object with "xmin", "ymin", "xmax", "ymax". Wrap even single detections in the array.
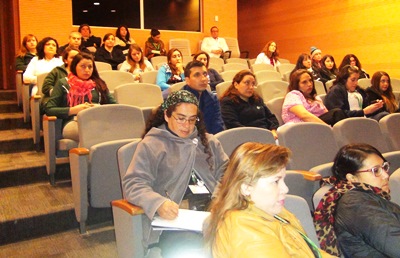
[
  {"xmin": 209, "ymin": 57, "xmax": 224, "ymax": 72},
  {"xmin": 254, "ymin": 70, "xmax": 282, "ymax": 84},
  {"xmin": 391, "ymin": 78, "xmax": 400, "ymax": 91},
  {"xmin": 140, "ymin": 70, "xmax": 158, "ymax": 84},
  {"xmin": 222, "ymin": 63, "xmax": 249, "ymax": 72},
  {"xmin": 265, "ymin": 97, "xmax": 284, "ymax": 126},
  {"xmin": 389, "ymin": 168, "xmax": 400, "ymax": 206},
  {"xmin": 117, "ymin": 140, "xmax": 141, "ymax": 198},
  {"xmin": 251, "ymin": 63, "xmax": 275, "ymax": 73},
  {"xmin": 325, "ymin": 79, "xmax": 335, "ymax": 91},
  {"xmin": 36, "ymin": 72, "xmax": 49, "ymax": 97},
  {"xmin": 114, "ymin": 83, "xmax": 163, "ymax": 108},
  {"xmin": 99, "ymin": 70, "xmax": 135, "ymax": 93},
  {"xmin": 277, "ymin": 63, "xmax": 295, "ymax": 75},
  {"xmin": 357, "ymin": 78, "xmax": 371, "ymax": 89},
  {"xmin": 314, "ymin": 80, "xmax": 326, "ymax": 94},
  {"xmin": 278, "ymin": 122, "xmax": 339, "ymax": 170},
  {"xmin": 224, "ymin": 37, "xmax": 241, "ymax": 58},
  {"xmin": 169, "ymin": 38, "xmax": 192, "ymax": 57},
  {"xmin": 379, "ymin": 113, "xmax": 400, "ymax": 151},
  {"xmin": 169, "ymin": 81, "xmax": 186, "ymax": 93},
  {"xmin": 77, "ymin": 104, "xmax": 145, "ymax": 149},
  {"xmin": 95, "ymin": 61, "xmax": 113, "ymax": 71},
  {"xmin": 247, "ymin": 58, "xmax": 256, "ymax": 67},
  {"xmin": 150, "ymin": 56, "xmax": 167, "ymax": 70},
  {"xmin": 226, "ymin": 58, "xmax": 249, "ymax": 67},
  {"xmin": 312, "ymin": 184, "xmax": 332, "ymax": 210},
  {"xmin": 332, "ymin": 117, "xmax": 390, "ymax": 153},
  {"xmin": 215, "ymin": 81, "xmax": 232, "ymax": 99},
  {"xmin": 285, "ymin": 194, "xmax": 320, "ymax": 247},
  {"xmin": 220, "ymin": 70, "xmax": 238, "ymax": 82},
  {"xmin": 279, "ymin": 58, "xmax": 290, "ymax": 64},
  {"xmin": 255, "ymin": 80, "xmax": 288, "ymax": 102},
  {"xmin": 215, "ymin": 127, "xmax": 276, "ymax": 156}
]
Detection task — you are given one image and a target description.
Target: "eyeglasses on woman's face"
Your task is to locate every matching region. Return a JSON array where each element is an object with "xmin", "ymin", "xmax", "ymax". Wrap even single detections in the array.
[
  {"xmin": 355, "ymin": 161, "xmax": 390, "ymax": 177},
  {"xmin": 171, "ymin": 114, "xmax": 199, "ymax": 125}
]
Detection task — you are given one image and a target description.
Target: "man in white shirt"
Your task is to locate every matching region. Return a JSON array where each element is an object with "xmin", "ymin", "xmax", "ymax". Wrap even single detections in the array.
[{"xmin": 201, "ymin": 26, "xmax": 229, "ymax": 58}]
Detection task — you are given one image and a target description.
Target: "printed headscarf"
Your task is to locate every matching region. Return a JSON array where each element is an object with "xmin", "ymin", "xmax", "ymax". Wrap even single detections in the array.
[{"xmin": 161, "ymin": 90, "xmax": 199, "ymax": 111}]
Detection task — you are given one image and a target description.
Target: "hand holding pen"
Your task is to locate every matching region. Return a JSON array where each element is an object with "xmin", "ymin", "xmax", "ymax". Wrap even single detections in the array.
[{"xmin": 156, "ymin": 190, "xmax": 179, "ymax": 220}]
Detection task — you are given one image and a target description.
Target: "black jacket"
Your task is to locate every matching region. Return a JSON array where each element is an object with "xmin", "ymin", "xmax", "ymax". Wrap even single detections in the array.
[
  {"xmin": 220, "ymin": 95, "xmax": 279, "ymax": 130},
  {"xmin": 335, "ymin": 189, "xmax": 400, "ymax": 258},
  {"xmin": 324, "ymin": 82, "xmax": 369, "ymax": 117}
]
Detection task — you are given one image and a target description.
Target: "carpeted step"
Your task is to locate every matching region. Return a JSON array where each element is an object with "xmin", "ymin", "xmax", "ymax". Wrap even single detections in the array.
[{"xmin": 0, "ymin": 181, "xmax": 113, "ymax": 245}]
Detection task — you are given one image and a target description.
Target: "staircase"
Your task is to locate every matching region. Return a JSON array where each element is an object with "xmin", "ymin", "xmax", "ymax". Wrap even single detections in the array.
[{"xmin": 0, "ymin": 90, "xmax": 112, "ymax": 246}]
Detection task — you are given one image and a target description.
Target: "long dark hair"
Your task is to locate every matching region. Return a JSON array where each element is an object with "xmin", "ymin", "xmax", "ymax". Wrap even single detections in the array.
[
  {"xmin": 70, "ymin": 53, "xmax": 110, "ymax": 104},
  {"xmin": 167, "ymin": 48, "xmax": 183, "ymax": 75},
  {"xmin": 36, "ymin": 37, "xmax": 59, "ymax": 60},
  {"xmin": 370, "ymin": 71, "xmax": 398, "ymax": 113},
  {"xmin": 220, "ymin": 70, "xmax": 261, "ymax": 102},
  {"xmin": 332, "ymin": 143, "xmax": 386, "ymax": 181},
  {"xmin": 320, "ymin": 55, "xmax": 338, "ymax": 74},
  {"xmin": 287, "ymin": 69, "xmax": 317, "ymax": 100},
  {"xmin": 116, "ymin": 25, "xmax": 130, "ymax": 42},
  {"xmin": 338, "ymin": 54, "xmax": 363, "ymax": 71},
  {"xmin": 334, "ymin": 65, "xmax": 360, "ymax": 86},
  {"xmin": 143, "ymin": 103, "xmax": 213, "ymax": 169}
]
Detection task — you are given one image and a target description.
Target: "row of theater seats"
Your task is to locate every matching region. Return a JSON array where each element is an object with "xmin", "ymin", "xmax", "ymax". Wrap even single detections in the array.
[
  {"xmin": 37, "ymin": 97, "xmax": 400, "ymax": 256},
  {"xmin": 111, "ymin": 119, "xmax": 400, "ymax": 257}
]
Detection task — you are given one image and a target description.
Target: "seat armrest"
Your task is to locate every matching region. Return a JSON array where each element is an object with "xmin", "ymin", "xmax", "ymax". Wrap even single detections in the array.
[
  {"xmin": 290, "ymin": 170, "xmax": 322, "ymax": 181},
  {"xmin": 69, "ymin": 147, "xmax": 90, "ymax": 156},
  {"xmin": 31, "ymin": 95, "xmax": 42, "ymax": 145},
  {"xmin": 111, "ymin": 199, "xmax": 144, "ymax": 216}
]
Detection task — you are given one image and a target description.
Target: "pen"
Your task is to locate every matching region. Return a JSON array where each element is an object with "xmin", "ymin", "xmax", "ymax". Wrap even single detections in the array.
[{"xmin": 164, "ymin": 190, "xmax": 171, "ymax": 200}]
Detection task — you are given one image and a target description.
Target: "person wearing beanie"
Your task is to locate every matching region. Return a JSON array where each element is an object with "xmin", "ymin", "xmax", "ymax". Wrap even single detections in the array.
[
  {"xmin": 144, "ymin": 28, "xmax": 166, "ymax": 60},
  {"xmin": 310, "ymin": 46, "xmax": 322, "ymax": 69}
]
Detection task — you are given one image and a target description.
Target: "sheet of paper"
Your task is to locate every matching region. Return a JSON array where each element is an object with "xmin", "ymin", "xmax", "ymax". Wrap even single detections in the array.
[{"xmin": 151, "ymin": 209, "xmax": 210, "ymax": 232}]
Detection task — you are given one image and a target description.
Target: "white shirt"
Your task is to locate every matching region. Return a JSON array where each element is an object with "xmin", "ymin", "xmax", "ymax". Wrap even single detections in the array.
[
  {"xmin": 23, "ymin": 56, "xmax": 63, "ymax": 85},
  {"xmin": 201, "ymin": 37, "xmax": 229, "ymax": 58},
  {"xmin": 348, "ymin": 91, "xmax": 363, "ymax": 111},
  {"xmin": 255, "ymin": 52, "xmax": 281, "ymax": 69},
  {"xmin": 119, "ymin": 60, "xmax": 154, "ymax": 82}
]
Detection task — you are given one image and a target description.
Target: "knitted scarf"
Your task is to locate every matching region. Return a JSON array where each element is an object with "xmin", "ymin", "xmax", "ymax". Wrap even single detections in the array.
[
  {"xmin": 67, "ymin": 73, "xmax": 96, "ymax": 107},
  {"xmin": 313, "ymin": 176, "xmax": 390, "ymax": 256}
]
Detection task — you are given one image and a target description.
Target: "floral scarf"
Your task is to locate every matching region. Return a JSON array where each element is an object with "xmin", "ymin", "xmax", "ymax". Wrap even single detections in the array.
[
  {"xmin": 313, "ymin": 176, "xmax": 390, "ymax": 256},
  {"xmin": 67, "ymin": 73, "xmax": 96, "ymax": 107}
]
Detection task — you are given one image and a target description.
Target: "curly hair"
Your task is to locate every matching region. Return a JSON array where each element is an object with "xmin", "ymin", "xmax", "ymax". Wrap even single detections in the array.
[
  {"xmin": 36, "ymin": 37, "xmax": 59, "ymax": 60},
  {"xmin": 143, "ymin": 103, "xmax": 213, "ymax": 169},
  {"xmin": 204, "ymin": 142, "xmax": 291, "ymax": 254},
  {"xmin": 261, "ymin": 41, "xmax": 279, "ymax": 61}
]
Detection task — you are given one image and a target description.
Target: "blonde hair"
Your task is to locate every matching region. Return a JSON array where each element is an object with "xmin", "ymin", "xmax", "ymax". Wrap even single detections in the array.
[{"xmin": 203, "ymin": 142, "xmax": 291, "ymax": 254}]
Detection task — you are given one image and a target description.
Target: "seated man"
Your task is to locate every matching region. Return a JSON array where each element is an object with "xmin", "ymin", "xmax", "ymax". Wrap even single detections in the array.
[
  {"xmin": 182, "ymin": 61, "xmax": 225, "ymax": 134},
  {"xmin": 58, "ymin": 31, "xmax": 90, "ymax": 55},
  {"xmin": 123, "ymin": 90, "xmax": 229, "ymax": 257},
  {"xmin": 201, "ymin": 26, "xmax": 229, "ymax": 58},
  {"xmin": 78, "ymin": 24, "xmax": 101, "ymax": 53}
]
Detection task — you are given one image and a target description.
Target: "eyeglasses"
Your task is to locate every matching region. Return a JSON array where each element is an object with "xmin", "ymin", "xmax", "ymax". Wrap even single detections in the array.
[
  {"xmin": 171, "ymin": 114, "xmax": 199, "ymax": 125},
  {"xmin": 355, "ymin": 162, "xmax": 390, "ymax": 177}
]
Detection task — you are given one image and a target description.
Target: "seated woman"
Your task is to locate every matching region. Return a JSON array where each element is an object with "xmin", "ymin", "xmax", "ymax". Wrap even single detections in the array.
[
  {"xmin": 122, "ymin": 90, "xmax": 229, "ymax": 258},
  {"xmin": 366, "ymin": 71, "xmax": 399, "ymax": 115},
  {"xmin": 144, "ymin": 28, "xmax": 167, "ymax": 60},
  {"xmin": 114, "ymin": 25, "xmax": 135, "ymax": 55},
  {"xmin": 41, "ymin": 47, "xmax": 80, "ymax": 107},
  {"xmin": 204, "ymin": 142, "xmax": 334, "ymax": 258},
  {"xmin": 119, "ymin": 44, "xmax": 154, "ymax": 82},
  {"xmin": 291, "ymin": 53, "xmax": 319, "ymax": 80},
  {"xmin": 314, "ymin": 143, "xmax": 400, "ymax": 257},
  {"xmin": 193, "ymin": 51, "xmax": 224, "ymax": 91},
  {"xmin": 324, "ymin": 65, "xmax": 385, "ymax": 121},
  {"xmin": 255, "ymin": 41, "xmax": 280, "ymax": 69},
  {"xmin": 310, "ymin": 46, "xmax": 322, "ymax": 71},
  {"xmin": 16, "ymin": 34, "xmax": 38, "ymax": 71},
  {"xmin": 220, "ymin": 70, "xmax": 279, "ymax": 139},
  {"xmin": 23, "ymin": 37, "xmax": 64, "ymax": 96},
  {"xmin": 319, "ymin": 55, "xmax": 338, "ymax": 85},
  {"xmin": 156, "ymin": 48, "xmax": 185, "ymax": 98},
  {"xmin": 94, "ymin": 33, "xmax": 125, "ymax": 70},
  {"xmin": 45, "ymin": 53, "xmax": 116, "ymax": 141},
  {"xmin": 338, "ymin": 54, "xmax": 369, "ymax": 79},
  {"xmin": 282, "ymin": 69, "xmax": 347, "ymax": 126}
]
